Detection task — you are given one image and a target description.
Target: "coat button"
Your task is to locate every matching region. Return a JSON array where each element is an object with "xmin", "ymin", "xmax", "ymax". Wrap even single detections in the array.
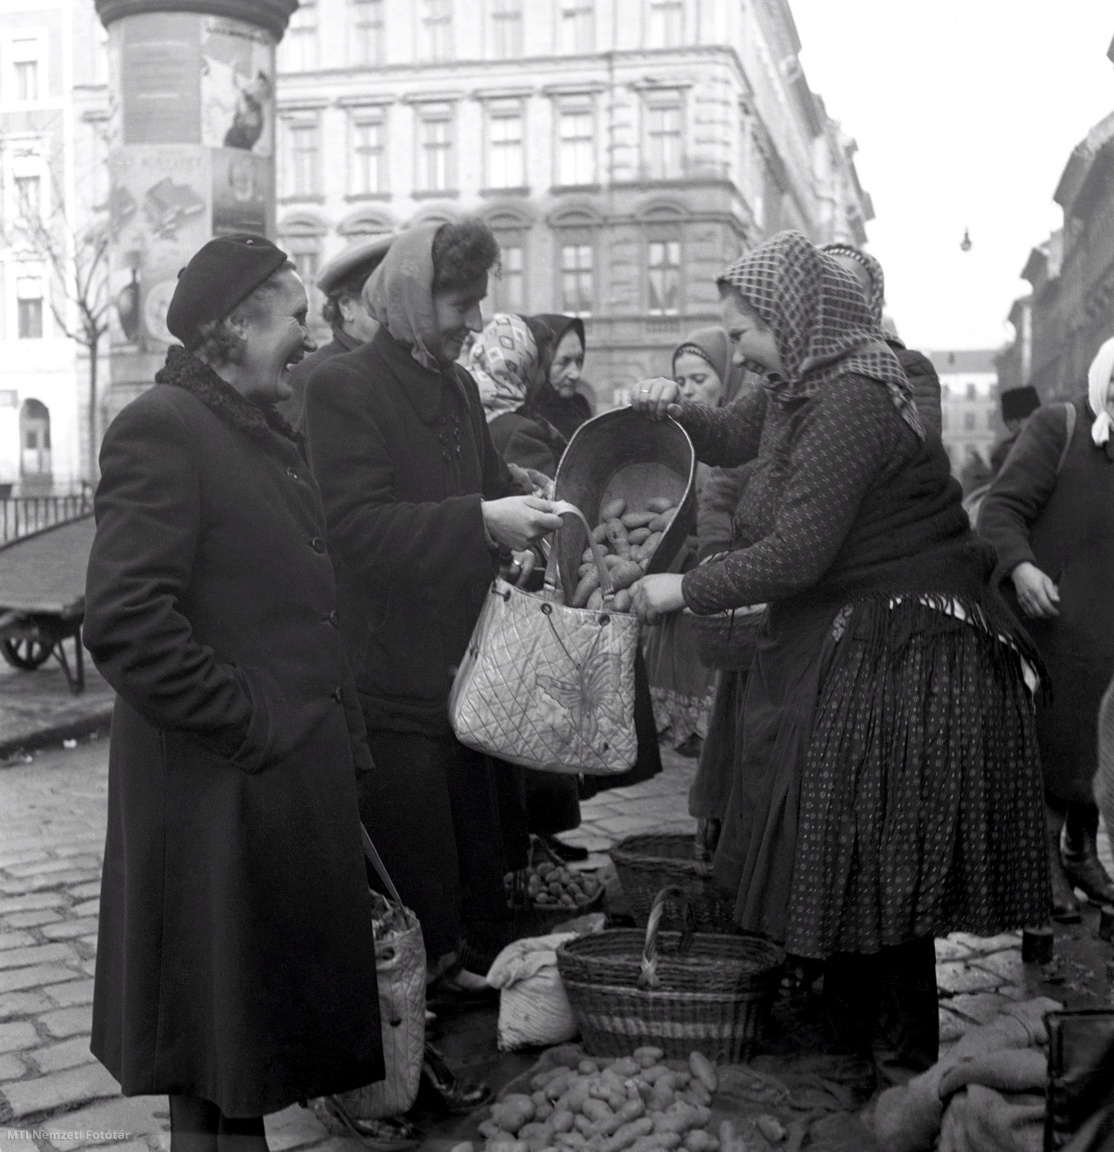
[
  {"xmin": 310, "ymin": 537, "xmax": 326, "ymax": 553},
  {"xmin": 287, "ymin": 467, "xmax": 300, "ymax": 481},
  {"xmin": 328, "ymin": 609, "xmax": 338, "ymax": 627},
  {"xmin": 332, "ymin": 686, "xmax": 344, "ymax": 704}
]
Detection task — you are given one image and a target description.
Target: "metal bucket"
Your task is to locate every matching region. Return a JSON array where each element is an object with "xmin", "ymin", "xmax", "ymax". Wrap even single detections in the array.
[{"xmin": 552, "ymin": 408, "xmax": 695, "ymax": 603}]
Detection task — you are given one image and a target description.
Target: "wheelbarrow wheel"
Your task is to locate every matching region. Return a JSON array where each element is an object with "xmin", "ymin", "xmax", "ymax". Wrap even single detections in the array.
[{"xmin": 1, "ymin": 637, "xmax": 53, "ymax": 670}]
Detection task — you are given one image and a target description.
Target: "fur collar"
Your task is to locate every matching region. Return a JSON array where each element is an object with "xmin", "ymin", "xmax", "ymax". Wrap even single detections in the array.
[{"xmin": 155, "ymin": 345, "xmax": 301, "ymax": 444}]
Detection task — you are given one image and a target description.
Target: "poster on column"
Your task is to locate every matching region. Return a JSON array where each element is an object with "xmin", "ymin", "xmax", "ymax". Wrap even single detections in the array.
[
  {"xmin": 119, "ymin": 13, "xmax": 202, "ymax": 144},
  {"xmin": 200, "ymin": 16, "xmax": 276, "ymax": 159},
  {"xmin": 211, "ymin": 148, "xmax": 273, "ymax": 237},
  {"xmin": 107, "ymin": 147, "xmax": 210, "ymax": 349}
]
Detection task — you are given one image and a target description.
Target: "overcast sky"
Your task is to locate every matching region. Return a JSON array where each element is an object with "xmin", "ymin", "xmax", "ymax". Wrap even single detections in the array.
[{"xmin": 790, "ymin": 1, "xmax": 1114, "ymax": 354}]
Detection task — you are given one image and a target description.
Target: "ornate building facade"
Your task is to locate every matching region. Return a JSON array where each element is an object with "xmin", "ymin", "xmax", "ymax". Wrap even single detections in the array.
[{"xmin": 274, "ymin": 0, "xmax": 873, "ymax": 405}]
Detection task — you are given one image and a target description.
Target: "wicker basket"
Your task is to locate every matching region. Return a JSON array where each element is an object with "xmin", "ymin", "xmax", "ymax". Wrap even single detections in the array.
[
  {"xmin": 557, "ymin": 886, "xmax": 784, "ymax": 1061},
  {"xmin": 611, "ymin": 833, "xmax": 734, "ymax": 931},
  {"xmin": 687, "ymin": 605, "xmax": 766, "ymax": 672}
]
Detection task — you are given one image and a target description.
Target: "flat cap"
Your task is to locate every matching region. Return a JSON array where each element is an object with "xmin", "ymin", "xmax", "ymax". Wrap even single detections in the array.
[
  {"xmin": 1000, "ymin": 385, "xmax": 1041, "ymax": 421},
  {"xmin": 317, "ymin": 235, "xmax": 395, "ymax": 296},
  {"xmin": 166, "ymin": 233, "xmax": 289, "ymax": 344}
]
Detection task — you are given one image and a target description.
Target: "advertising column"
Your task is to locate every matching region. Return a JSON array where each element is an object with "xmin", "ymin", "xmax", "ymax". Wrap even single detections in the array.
[{"xmin": 94, "ymin": 0, "xmax": 296, "ymax": 417}]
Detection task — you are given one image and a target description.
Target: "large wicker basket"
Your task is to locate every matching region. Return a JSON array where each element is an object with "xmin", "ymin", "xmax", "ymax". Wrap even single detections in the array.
[
  {"xmin": 687, "ymin": 604, "xmax": 766, "ymax": 672},
  {"xmin": 556, "ymin": 886, "xmax": 784, "ymax": 1061},
  {"xmin": 611, "ymin": 833, "xmax": 734, "ymax": 931}
]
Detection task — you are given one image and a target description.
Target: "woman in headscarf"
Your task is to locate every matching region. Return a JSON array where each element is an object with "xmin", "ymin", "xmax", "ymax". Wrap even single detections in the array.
[
  {"xmin": 643, "ymin": 327, "xmax": 744, "ymax": 756},
  {"xmin": 302, "ymin": 221, "xmax": 562, "ymax": 1069},
  {"xmin": 978, "ymin": 337, "xmax": 1114, "ymax": 922},
  {"xmin": 469, "ymin": 312, "xmax": 568, "ymax": 479},
  {"xmin": 822, "ymin": 243, "xmax": 942, "ymax": 441},
  {"xmin": 523, "ymin": 314, "xmax": 593, "ymax": 440},
  {"xmin": 631, "ymin": 231, "xmax": 1049, "ymax": 1090}
]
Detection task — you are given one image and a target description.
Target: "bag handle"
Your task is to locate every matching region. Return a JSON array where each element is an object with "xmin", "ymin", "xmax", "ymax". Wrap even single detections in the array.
[
  {"xmin": 361, "ymin": 824, "xmax": 405, "ymax": 908},
  {"xmin": 543, "ymin": 499, "xmax": 614, "ymax": 603},
  {"xmin": 637, "ymin": 884, "xmax": 696, "ymax": 989}
]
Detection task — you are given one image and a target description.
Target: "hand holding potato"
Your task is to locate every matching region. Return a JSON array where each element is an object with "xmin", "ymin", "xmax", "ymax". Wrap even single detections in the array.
[
  {"xmin": 630, "ymin": 377, "xmax": 684, "ymax": 421},
  {"xmin": 631, "ymin": 573, "xmax": 687, "ymax": 624},
  {"xmin": 483, "ymin": 495, "xmax": 564, "ymax": 551}
]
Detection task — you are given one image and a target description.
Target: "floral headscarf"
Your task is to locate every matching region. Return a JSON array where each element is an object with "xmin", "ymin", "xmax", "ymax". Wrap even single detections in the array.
[
  {"xmin": 672, "ymin": 326, "xmax": 747, "ymax": 407},
  {"xmin": 468, "ymin": 313, "xmax": 539, "ymax": 423},
  {"xmin": 718, "ymin": 231, "xmax": 924, "ymax": 441},
  {"xmin": 362, "ymin": 223, "xmax": 443, "ymax": 372},
  {"xmin": 1087, "ymin": 336, "xmax": 1114, "ymax": 446},
  {"xmin": 822, "ymin": 243, "xmax": 886, "ymax": 328}
]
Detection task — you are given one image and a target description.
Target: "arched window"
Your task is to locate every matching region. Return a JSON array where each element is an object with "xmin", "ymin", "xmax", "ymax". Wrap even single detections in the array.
[
  {"xmin": 20, "ymin": 398, "xmax": 52, "ymax": 487},
  {"xmin": 278, "ymin": 213, "xmax": 328, "ymax": 329},
  {"xmin": 484, "ymin": 204, "xmax": 533, "ymax": 313}
]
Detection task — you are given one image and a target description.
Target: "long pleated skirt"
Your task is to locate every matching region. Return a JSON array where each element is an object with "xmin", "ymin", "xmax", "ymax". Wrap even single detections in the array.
[{"xmin": 714, "ymin": 594, "xmax": 1051, "ymax": 959}]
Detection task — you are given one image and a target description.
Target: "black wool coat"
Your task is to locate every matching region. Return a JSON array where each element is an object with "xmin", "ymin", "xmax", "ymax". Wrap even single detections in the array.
[
  {"xmin": 303, "ymin": 325, "xmax": 520, "ymax": 736},
  {"xmin": 84, "ymin": 351, "xmax": 383, "ymax": 1117}
]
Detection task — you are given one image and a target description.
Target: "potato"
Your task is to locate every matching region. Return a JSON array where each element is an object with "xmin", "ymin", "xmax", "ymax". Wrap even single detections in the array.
[
  {"xmin": 592, "ymin": 522, "xmax": 611, "ymax": 544},
  {"xmin": 599, "ymin": 1117, "xmax": 654, "ymax": 1152},
  {"xmin": 647, "ymin": 513, "xmax": 671, "ymax": 534},
  {"xmin": 628, "ymin": 545, "xmax": 645, "ymax": 564},
  {"xmin": 686, "ymin": 1081, "xmax": 711, "ymax": 1107},
  {"xmin": 621, "ymin": 511, "xmax": 656, "ymax": 529},
  {"xmin": 493, "ymin": 1095, "xmax": 536, "ymax": 1134},
  {"xmin": 643, "ymin": 532, "xmax": 663, "ymax": 557},
  {"xmin": 647, "ymin": 496, "xmax": 673, "ymax": 513},
  {"xmin": 586, "ymin": 588, "xmax": 604, "ymax": 611},
  {"xmin": 755, "ymin": 1116, "xmax": 786, "ymax": 1143},
  {"xmin": 688, "ymin": 1053, "xmax": 717, "ymax": 1094},
  {"xmin": 609, "ymin": 560, "xmax": 644, "ymax": 591},
  {"xmin": 605, "ymin": 519, "xmax": 631, "ymax": 558},
  {"xmin": 613, "ymin": 589, "xmax": 633, "ymax": 612},
  {"xmin": 572, "ymin": 569, "xmax": 601, "ymax": 608},
  {"xmin": 638, "ymin": 1064, "xmax": 670, "ymax": 1085},
  {"xmin": 683, "ymin": 1133, "xmax": 716, "ymax": 1152},
  {"xmin": 601, "ymin": 497, "xmax": 627, "ymax": 520},
  {"xmin": 627, "ymin": 527, "xmax": 652, "ymax": 545},
  {"xmin": 551, "ymin": 1110, "xmax": 576, "ymax": 1134}
]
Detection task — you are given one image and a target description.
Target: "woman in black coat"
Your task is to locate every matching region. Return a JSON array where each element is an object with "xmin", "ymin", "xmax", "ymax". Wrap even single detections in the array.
[
  {"xmin": 303, "ymin": 222, "xmax": 563, "ymax": 982},
  {"xmin": 84, "ymin": 236, "xmax": 383, "ymax": 1151},
  {"xmin": 978, "ymin": 337, "xmax": 1114, "ymax": 920},
  {"xmin": 523, "ymin": 314, "xmax": 593, "ymax": 440}
]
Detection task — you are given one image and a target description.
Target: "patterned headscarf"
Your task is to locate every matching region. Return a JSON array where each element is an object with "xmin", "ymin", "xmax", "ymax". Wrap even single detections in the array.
[
  {"xmin": 718, "ymin": 231, "xmax": 924, "ymax": 441},
  {"xmin": 822, "ymin": 243, "xmax": 885, "ymax": 327},
  {"xmin": 468, "ymin": 313, "xmax": 539, "ymax": 423},
  {"xmin": 1087, "ymin": 336, "xmax": 1114, "ymax": 446},
  {"xmin": 362, "ymin": 223, "xmax": 442, "ymax": 372}
]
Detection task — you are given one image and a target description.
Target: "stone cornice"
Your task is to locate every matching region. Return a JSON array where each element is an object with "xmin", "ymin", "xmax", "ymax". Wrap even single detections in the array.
[{"xmin": 95, "ymin": 0, "xmax": 297, "ymax": 40}]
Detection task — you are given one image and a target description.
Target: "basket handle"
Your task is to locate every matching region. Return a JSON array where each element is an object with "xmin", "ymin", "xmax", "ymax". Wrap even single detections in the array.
[
  {"xmin": 638, "ymin": 884, "xmax": 696, "ymax": 989},
  {"xmin": 543, "ymin": 500, "xmax": 614, "ymax": 604}
]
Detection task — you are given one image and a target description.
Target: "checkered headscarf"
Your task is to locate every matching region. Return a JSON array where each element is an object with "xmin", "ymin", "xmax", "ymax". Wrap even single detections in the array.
[
  {"xmin": 822, "ymin": 243, "xmax": 885, "ymax": 327},
  {"xmin": 718, "ymin": 231, "xmax": 924, "ymax": 441},
  {"xmin": 468, "ymin": 313, "xmax": 538, "ymax": 423}
]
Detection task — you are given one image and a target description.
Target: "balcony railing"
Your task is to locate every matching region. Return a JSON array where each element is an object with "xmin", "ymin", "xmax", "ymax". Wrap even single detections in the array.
[{"xmin": 0, "ymin": 494, "xmax": 93, "ymax": 546}]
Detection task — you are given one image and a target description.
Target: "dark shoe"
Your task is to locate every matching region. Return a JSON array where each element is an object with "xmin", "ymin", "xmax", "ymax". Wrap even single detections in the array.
[
  {"xmin": 1062, "ymin": 802, "xmax": 1114, "ymax": 906},
  {"xmin": 1049, "ymin": 810, "xmax": 1083, "ymax": 921},
  {"xmin": 305, "ymin": 1098, "xmax": 421, "ymax": 1151},
  {"xmin": 675, "ymin": 734, "xmax": 703, "ymax": 758},
  {"xmin": 420, "ymin": 1044, "xmax": 492, "ymax": 1115},
  {"xmin": 544, "ymin": 834, "xmax": 589, "ymax": 862}
]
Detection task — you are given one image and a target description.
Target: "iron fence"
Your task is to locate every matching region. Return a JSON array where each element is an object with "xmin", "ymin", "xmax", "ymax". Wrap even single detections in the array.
[{"xmin": 0, "ymin": 494, "xmax": 93, "ymax": 545}]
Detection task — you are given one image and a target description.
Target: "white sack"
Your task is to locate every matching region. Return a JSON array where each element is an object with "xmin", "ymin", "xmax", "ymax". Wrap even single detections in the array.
[{"xmin": 486, "ymin": 932, "xmax": 579, "ymax": 1051}]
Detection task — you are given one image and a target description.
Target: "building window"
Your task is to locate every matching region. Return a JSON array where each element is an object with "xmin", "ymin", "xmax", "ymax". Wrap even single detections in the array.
[
  {"xmin": 647, "ymin": 0, "xmax": 683, "ymax": 47},
  {"xmin": 281, "ymin": 2, "xmax": 319, "ymax": 71},
  {"xmin": 560, "ymin": 242, "xmax": 593, "ymax": 316},
  {"xmin": 558, "ymin": 108, "xmax": 594, "ymax": 186},
  {"xmin": 963, "ymin": 411, "xmax": 976, "ymax": 431},
  {"xmin": 560, "ymin": 0, "xmax": 594, "ymax": 53},
  {"xmin": 352, "ymin": 0, "xmax": 385, "ymax": 65},
  {"xmin": 17, "ymin": 276, "xmax": 44, "ymax": 339},
  {"xmin": 12, "ymin": 39, "xmax": 41, "ymax": 101},
  {"xmin": 284, "ymin": 117, "xmax": 321, "ymax": 198},
  {"xmin": 351, "ymin": 116, "xmax": 386, "ymax": 194},
  {"xmin": 488, "ymin": 108, "xmax": 524, "ymax": 189},
  {"xmin": 419, "ymin": 111, "xmax": 453, "ymax": 191},
  {"xmin": 491, "ymin": 0, "xmax": 523, "ymax": 57},
  {"xmin": 965, "ymin": 383, "xmax": 976, "ymax": 400},
  {"xmin": 494, "ymin": 241, "xmax": 525, "ymax": 311},
  {"xmin": 645, "ymin": 103, "xmax": 683, "ymax": 180},
  {"xmin": 14, "ymin": 174, "xmax": 40, "ymax": 220},
  {"xmin": 648, "ymin": 239, "xmax": 680, "ymax": 315},
  {"xmin": 420, "ymin": 0, "xmax": 453, "ymax": 61}
]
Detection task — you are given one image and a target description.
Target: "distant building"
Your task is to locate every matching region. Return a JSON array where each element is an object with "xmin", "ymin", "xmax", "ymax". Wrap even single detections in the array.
[
  {"xmin": 0, "ymin": 0, "xmax": 108, "ymax": 494},
  {"xmin": 273, "ymin": 0, "xmax": 873, "ymax": 405},
  {"xmin": 930, "ymin": 349, "xmax": 1002, "ymax": 480}
]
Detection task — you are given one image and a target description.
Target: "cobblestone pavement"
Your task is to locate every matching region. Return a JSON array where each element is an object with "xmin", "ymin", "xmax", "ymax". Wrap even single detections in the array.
[
  {"xmin": 0, "ymin": 658, "xmax": 113, "ymax": 760},
  {"xmin": 1, "ymin": 737, "xmax": 1112, "ymax": 1151}
]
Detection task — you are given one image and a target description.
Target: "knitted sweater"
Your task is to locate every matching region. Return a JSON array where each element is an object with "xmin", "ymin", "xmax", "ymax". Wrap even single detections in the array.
[{"xmin": 679, "ymin": 374, "xmax": 995, "ymax": 615}]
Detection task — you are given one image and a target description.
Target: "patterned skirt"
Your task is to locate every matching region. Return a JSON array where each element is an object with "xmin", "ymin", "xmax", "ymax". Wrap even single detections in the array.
[{"xmin": 786, "ymin": 599, "xmax": 1050, "ymax": 958}]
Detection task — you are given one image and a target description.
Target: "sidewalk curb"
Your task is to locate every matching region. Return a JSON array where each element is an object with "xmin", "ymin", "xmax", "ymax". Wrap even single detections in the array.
[{"xmin": 0, "ymin": 707, "xmax": 113, "ymax": 762}]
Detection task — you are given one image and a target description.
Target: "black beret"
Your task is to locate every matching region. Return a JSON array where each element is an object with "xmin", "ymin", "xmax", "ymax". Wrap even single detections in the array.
[
  {"xmin": 1000, "ymin": 386, "xmax": 1041, "ymax": 421},
  {"xmin": 166, "ymin": 233, "xmax": 290, "ymax": 344}
]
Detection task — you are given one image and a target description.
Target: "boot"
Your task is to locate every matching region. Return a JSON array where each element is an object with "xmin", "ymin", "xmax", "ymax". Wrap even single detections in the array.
[
  {"xmin": 874, "ymin": 939, "xmax": 939, "ymax": 1088},
  {"xmin": 1048, "ymin": 801, "xmax": 1083, "ymax": 922},
  {"xmin": 1062, "ymin": 802, "xmax": 1114, "ymax": 906},
  {"xmin": 420, "ymin": 1043, "xmax": 492, "ymax": 1114}
]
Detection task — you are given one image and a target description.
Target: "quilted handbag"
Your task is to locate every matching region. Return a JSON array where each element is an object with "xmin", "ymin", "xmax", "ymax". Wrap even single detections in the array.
[
  {"xmin": 327, "ymin": 827, "xmax": 426, "ymax": 1121},
  {"xmin": 449, "ymin": 503, "xmax": 641, "ymax": 775}
]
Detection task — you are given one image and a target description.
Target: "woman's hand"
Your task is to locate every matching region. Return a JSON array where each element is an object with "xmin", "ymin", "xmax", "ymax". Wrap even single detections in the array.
[
  {"xmin": 631, "ymin": 574, "xmax": 686, "ymax": 624},
  {"xmin": 631, "ymin": 378, "xmax": 684, "ymax": 420},
  {"xmin": 482, "ymin": 495, "xmax": 564, "ymax": 551},
  {"xmin": 1011, "ymin": 561, "xmax": 1060, "ymax": 618},
  {"xmin": 510, "ymin": 548, "xmax": 536, "ymax": 587}
]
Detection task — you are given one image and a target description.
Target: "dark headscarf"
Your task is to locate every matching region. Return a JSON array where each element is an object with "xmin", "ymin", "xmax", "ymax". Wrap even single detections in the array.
[
  {"xmin": 671, "ymin": 326, "xmax": 747, "ymax": 407},
  {"xmin": 717, "ymin": 231, "xmax": 924, "ymax": 441},
  {"xmin": 524, "ymin": 314, "xmax": 593, "ymax": 439}
]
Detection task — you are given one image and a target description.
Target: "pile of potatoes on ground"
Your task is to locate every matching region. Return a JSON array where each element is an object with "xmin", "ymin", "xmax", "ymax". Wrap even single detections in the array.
[
  {"xmin": 505, "ymin": 859, "xmax": 603, "ymax": 910},
  {"xmin": 475, "ymin": 1047, "xmax": 774, "ymax": 1152},
  {"xmin": 572, "ymin": 496, "xmax": 681, "ymax": 611}
]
